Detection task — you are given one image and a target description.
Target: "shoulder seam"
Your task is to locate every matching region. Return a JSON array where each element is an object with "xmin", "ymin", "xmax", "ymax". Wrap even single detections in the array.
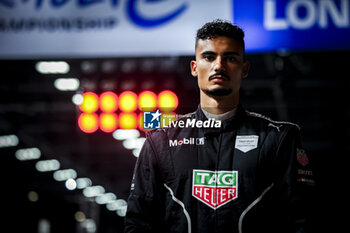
[{"xmin": 245, "ymin": 111, "xmax": 300, "ymax": 130}]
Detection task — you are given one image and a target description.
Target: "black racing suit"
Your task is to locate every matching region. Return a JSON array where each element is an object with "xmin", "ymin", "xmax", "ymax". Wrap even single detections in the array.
[{"xmin": 125, "ymin": 105, "xmax": 315, "ymax": 233}]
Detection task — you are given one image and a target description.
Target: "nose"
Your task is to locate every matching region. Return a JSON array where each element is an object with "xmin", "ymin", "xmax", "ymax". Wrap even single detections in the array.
[{"xmin": 214, "ymin": 56, "xmax": 226, "ymax": 73}]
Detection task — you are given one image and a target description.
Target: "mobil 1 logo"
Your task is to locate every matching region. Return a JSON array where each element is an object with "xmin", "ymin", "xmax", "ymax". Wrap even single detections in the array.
[{"xmin": 192, "ymin": 169, "xmax": 238, "ymax": 209}]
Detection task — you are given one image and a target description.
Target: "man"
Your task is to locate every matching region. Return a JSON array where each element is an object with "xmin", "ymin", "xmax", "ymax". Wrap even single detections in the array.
[{"xmin": 125, "ymin": 19, "xmax": 315, "ymax": 233}]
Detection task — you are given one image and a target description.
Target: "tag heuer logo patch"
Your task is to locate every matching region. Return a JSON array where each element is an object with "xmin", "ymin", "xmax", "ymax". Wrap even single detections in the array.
[{"xmin": 192, "ymin": 169, "xmax": 238, "ymax": 209}]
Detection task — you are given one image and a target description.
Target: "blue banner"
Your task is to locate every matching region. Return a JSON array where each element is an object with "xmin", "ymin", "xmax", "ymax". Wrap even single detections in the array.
[{"xmin": 234, "ymin": 0, "xmax": 350, "ymax": 52}]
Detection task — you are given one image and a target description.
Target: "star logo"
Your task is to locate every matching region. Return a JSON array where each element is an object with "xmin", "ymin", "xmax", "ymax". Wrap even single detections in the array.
[
  {"xmin": 143, "ymin": 110, "xmax": 162, "ymax": 129},
  {"xmin": 150, "ymin": 110, "xmax": 162, "ymax": 122}
]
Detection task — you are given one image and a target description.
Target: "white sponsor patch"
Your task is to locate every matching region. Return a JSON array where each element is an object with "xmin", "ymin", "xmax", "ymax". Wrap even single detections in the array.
[
  {"xmin": 235, "ymin": 135, "xmax": 259, "ymax": 153},
  {"xmin": 169, "ymin": 137, "xmax": 205, "ymax": 147}
]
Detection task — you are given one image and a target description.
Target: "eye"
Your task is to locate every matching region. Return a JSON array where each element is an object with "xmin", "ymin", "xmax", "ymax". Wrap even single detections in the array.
[
  {"xmin": 227, "ymin": 56, "xmax": 237, "ymax": 62},
  {"xmin": 204, "ymin": 55, "xmax": 215, "ymax": 62}
]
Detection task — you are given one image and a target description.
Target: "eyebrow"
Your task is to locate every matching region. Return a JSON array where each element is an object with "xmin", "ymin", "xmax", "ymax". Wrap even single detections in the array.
[{"xmin": 200, "ymin": 51, "xmax": 241, "ymax": 56}]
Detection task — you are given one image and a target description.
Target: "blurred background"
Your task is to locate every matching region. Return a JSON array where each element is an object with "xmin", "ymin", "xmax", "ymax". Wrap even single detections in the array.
[{"xmin": 1, "ymin": 0, "xmax": 349, "ymax": 232}]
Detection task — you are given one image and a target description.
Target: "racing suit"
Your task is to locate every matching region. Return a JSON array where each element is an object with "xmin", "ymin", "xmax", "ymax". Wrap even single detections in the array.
[{"xmin": 125, "ymin": 105, "xmax": 315, "ymax": 233}]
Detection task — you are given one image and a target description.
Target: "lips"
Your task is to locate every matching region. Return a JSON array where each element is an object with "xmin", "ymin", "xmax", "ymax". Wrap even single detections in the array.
[{"xmin": 209, "ymin": 73, "xmax": 230, "ymax": 81}]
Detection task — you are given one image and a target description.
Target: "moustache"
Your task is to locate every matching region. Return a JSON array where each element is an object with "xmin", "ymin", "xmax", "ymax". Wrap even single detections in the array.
[{"xmin": 208, "ymin": 73, "xmax": 230, "ymax": 81}]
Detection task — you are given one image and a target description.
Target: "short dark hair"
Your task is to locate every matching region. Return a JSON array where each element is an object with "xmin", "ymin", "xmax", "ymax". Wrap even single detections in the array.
[{"xmin": 195, "ymin": 19, "xmax": 245, "ymax": 52}]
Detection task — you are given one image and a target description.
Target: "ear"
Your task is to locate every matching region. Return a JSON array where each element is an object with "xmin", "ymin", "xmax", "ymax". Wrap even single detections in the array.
[
  {"xmin": 241, "ymin": 61, "xmax": 250, "ymax": 79},
  {"xmin": 190, "ymin": 60, "xmax": 198, "ymax": 77}
]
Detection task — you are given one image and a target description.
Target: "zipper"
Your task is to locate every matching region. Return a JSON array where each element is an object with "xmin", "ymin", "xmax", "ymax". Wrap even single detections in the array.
[{"xmin": 214, "ymin": 132, "xmax": 223, "ymax": 233}]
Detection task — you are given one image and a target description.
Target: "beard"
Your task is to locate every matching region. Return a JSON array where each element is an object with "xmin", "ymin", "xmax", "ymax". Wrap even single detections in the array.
[{"xmin": 203, "ymin": 87, "xmax": 232, "ymax": 97}]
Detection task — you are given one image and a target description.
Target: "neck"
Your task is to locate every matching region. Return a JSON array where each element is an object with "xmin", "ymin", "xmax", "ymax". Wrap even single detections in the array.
[{"xmin": 200, "ymin": 90, "xmax": 239, "ymax": 114}]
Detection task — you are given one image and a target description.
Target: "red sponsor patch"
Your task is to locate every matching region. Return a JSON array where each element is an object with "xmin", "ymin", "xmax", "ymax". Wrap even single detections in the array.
[
  {"xmin": 192, "ymin": 170, "xmax": 238, "ymax": 209},
  {"xmin": 297, "ymin": 148, "xmax": 309, "ymax": 166}
]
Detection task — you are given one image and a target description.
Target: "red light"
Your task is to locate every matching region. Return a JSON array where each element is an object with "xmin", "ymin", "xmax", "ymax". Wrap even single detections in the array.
[
  {"xmin": 99, "ymin": 113, "xmax": 118, "ymax": 133},
  {"xmin": 138, "ymin": 113, "xmax": 145, "ymax": 131},
  {"xmin": 138, "ymin": 91, "xmax": 157, "ymax": 111},
  {"xmin": 119, "ymin": 112, "xmax": 137, "ymax": 129},
  {"xmin": 100, "ymin": 91, "xmax": 118, "ymax": 113},
  {"xmin": 78, "ymin": 113, "xmax": 99, "ymax": 133},
  {"xmin": 77, "ymin": 90, "xmax": 180, "ymax": 133},
  {"xmin": 79, "ymin": 92, "xmax": 99, "ymax": 113},
  {"xmin": 158, "ymin": 90, "xmax": 178, "ymax": 112},
  {"xmin": 119, "ymin": 91, "xmax": 138, "ymax": 112}
]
